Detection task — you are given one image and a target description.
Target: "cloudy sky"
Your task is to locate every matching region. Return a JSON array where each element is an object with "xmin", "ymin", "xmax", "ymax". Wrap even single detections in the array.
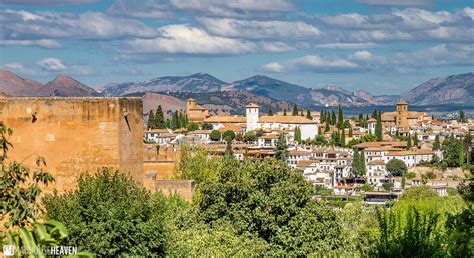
[{"xmin": 0, "ymin": 0, "xmax": 473, "ymax": 94}]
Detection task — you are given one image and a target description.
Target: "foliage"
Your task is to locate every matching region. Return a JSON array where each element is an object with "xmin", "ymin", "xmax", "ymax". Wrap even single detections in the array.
[
  {"xmin": 382, "ymin": 182, "xmax": 393, "ymax": 192},
  {"xmin": 369, "ymin": 206, "xmax": 444, "ymax": 257},
  {"xmin": 445, "ymin": 206, "xmax": 474, "ymax": 257},
  {"xmin": 294, "ymin": 126, "xmax": 302, "ymax": 143},
  {"xmin": 201, "ymin": 122, "xmax": 213, "ymax": 130},
  {"xmin": 268, "ymin": 108, "xmax": 273, "ymax": 116},
  {"xmin": 210, "ymin": 130, "xmax": 221, "ymax": 141},
  {"xmin": 186, "ymin": 122, "xmax": 199, "ymax": 131},
  {"xmin": 375, "ymin": 110, "xmax": 383, "ymax": 141},
  {"xmin": 43, "ymin": 169, "xmax": 167, "ymax": 257},
  {"xmin": 306, "ymin": 110, "xmax": 312, "ymax": 120},
  {"xmin": 292, "ymin": 104, "xmax": 298, "ymax": 116},
  {"xmin": 386, "ymin": 158, "xmax": 408, "ymax": 176},
  {"xmin": 442, "ymin": 134, "xmax": 465, "ymax": 167},
  {"xmin": 359, "ymin": 184, "xmax": 374, "ymax": 192},
  {"xmin": 147, "ymin": 105, "xmax": 166, "ymax": 129},
  {"xmin": 174, "ymin": 145, "xmax": 221, "ymax": 184},
  {"xmin": 243, "ymin": 130, "xmax": 256, "ymax": 143},
  {"xmin": 190, "ymin": 158, "xmax": 344, "ymax": 255},
  {"xmin": 224, "ymin": 140, "xmax": 233, "ymax": 159},
  {"xmin": 0, "ymin": 124, "xmax": 55, "ymax": 228},
  {"xmin": 222, "ymin": 130, "xmax": 235, "ymax": 142},
  {"xmin": 275, "ymin": 133, "xmax": 288, "ymax": 161},
  {"xmin": 337, "ymin": 105, "xmax": 344, "ymax": 129},
  {"xmin": 406, "ymin": 171, "xmax": 417, "ymax": 179}
]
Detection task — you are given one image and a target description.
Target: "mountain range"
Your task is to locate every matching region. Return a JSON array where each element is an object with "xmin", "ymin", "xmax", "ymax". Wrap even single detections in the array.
[
  {"xmin": 0, "ymin": 70, "xmax": 101, "ymax": 97},
  {"xmin": 1, "ymin": 69, "xmax": 473, "ymax": 111}
]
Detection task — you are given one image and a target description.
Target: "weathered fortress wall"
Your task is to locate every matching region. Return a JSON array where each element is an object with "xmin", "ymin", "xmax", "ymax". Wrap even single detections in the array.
[{"xmin": 0, "ymin": 97, "xmax": 143, "ymax": 192}]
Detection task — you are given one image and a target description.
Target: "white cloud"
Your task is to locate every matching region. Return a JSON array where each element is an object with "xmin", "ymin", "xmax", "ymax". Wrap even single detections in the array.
[
  {"xmin": 170, "ymin": 0, "xmax": 295, "ymax": 18},
  {"xmin": 123, "ymin": 24, "xmax": 257, "ymax": 55},
  {"xmin": 107, "ymin": 0, "xmax": 175, "ymax": 20},
  {"xmin": 198, "ymin": 17, "xmax": 320, "ymax": 39},
  {"xmin": 0, "ymin": 9, "xmax": 159, "ymax": 40},
  {"xmin": 315, "ymin": 43, "xmax": 379, "ymax": 49},
  {"xmin": 1, "ymin": 63, "xmax": 43, "ymax": 76},
  {"xmin": 0, "ymin": 39, "xmax": 61, "ymax": 48},
  {"xmin": 262, "ymin": 55, "xmax": 359, "ymax": 73},
  {"xmin": 351, "ymin": 50, "xmax": 373, "ymax": 60},
  {"xmin": 37, "ymin": 58, "xmax": 66, "ymax": 71},
  {"xmin": 356, "ymin": 0, "xmax": 433, "ymax": 6}
]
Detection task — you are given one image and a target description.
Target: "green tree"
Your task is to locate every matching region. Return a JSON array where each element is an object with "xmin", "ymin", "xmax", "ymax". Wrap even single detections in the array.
[
  {"xmin": 275, "ymin": 134, "xmax": 288, "ymax": 161},
  {"xmin": 306, "ymin": 110, "xmax": 312, "ymax": 120},
  {"xmin": 210, "ymin": 130, "xmax": 221, "ymax": 141},
  {"xmin": 292, "ymin": 104, "xmax": 298, "ymax": 116},
  {"xmin": 268, "ymin": 108, "xmax": 273, "ymax": 116},
  {"xmin": 359, "ymin": 151, "xmax": 366, "ymax": 175},
  {"xmin": 201, "ymin": 122, "xmax": 213, "ymax": 130},
  {"xmin": 331, "ymin": 111, "xmax": 337, "ymax": 125},
  {"xmin": 433, "ymin": 135, "xmax": 441, "ymax": 150},
  {"xmin": 244, "ymin": 131, "xmax": 256, "ymax": 143},
  {"xmin": 406, "ymin": 134, "xmax": 412, "ymax": 149},
  {"xmin": 325, "ymin": 121, "xmax": 330, "ymax": 132},
  {"xmin": 320, "ymin": 110, "xmax": 325, "ymax": 123},
  {"xmin": 294, "ymin": 127, "xmax": 302, "ymax": 144},
  {"xmin": 223, "ymin": 130, "xmax": 236, "ymax": 142},
  {"xmin": 340, "ymin": 130, "xmax": 346, "ymax": 147},
  {"xmin": 386, "ymin": 158, "xmax": 408, "ymax": 177},
  {"xmin": 147, "ymin": 110, "xmax": 155, "ymax": 129},
  {"xmin": 43, "ymin": 169, "xmax": 167, "ymax": 256},
  {"xmin": 413, "ymin": 132, "xmax": 419, "ymax": 147},
  {"xmin": 375, "ymin": 112, "xmax": 383, "ymax": 141},
  {"xmin": 174, "ymin": 145, "xmax": 222, "ymax": 183},
  {"xmin": 187, "ymin": 122, "xmax": 199, "ymax": 131},
  {"xmin": 192, "ymin": 158, "xmax": 344, "ymax": 255},
  {"xmin": 337, "ymin": 105, "xmax": 344, "ymax": 128},
  {"xmin": 352, "ymin": 148, "xmax": 361, "ymax": 176},
  {"xmin": 155, "ymin": 105, "xmax": 165, "ymax": 129},
  {"xmin": 283, "ymin": 109, "xmax": 287, "ymax": 116},
  {"xmin": 369, "ymin": 206, "xmax": 444, "ymax": 257},
  {"xmin": 459, "ymin": 110, "xmax": 466, "ymax": 123},
  {"xmin": 0, "ymin": 123, "xmax": 54, "ymax": 228},
  {"xmin": 224, "ymin": 140, "xmax": 233, "ymax": 159}
]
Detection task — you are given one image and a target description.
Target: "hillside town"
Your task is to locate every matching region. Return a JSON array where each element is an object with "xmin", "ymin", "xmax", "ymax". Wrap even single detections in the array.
[{"xmin": 144, "ymin": 98, "xmax": 473, "ymax": 203}]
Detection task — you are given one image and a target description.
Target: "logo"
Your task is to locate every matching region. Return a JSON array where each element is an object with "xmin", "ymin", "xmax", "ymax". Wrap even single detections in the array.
[{"xmin": 3, "ymin": 245, "xmax": 15, "ymax": 256}]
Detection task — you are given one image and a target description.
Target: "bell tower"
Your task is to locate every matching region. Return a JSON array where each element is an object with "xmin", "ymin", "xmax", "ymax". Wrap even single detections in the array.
[{"xmin": 396, "ymin": 100, "xmax": 408, "ymax": 127}]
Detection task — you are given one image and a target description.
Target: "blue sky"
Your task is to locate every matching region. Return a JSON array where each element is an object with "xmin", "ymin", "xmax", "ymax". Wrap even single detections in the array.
[{"xmin": 0, "ymin": 0, "xmax": 472, "ymax": 94}]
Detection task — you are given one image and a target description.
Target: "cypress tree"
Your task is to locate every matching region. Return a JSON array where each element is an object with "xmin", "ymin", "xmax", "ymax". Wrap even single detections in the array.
[
  {"xmin": 349, "ymin": 127, "xmax": 353, "ymax": 138},
  {"xmin": 283, "ymin": 109, "xmax": 287, "ymax": 116},
  {"xmin": 292, "ymin": 104, "xmax": 298, "ymax": 116},
  {"xmin": 359, "ymin": 151, "xmax": 366, "ymax": 175},
  {"xmin": 147, "ymin": 110, "xmax": 155, "ymax": 129},
  {"xmin": 325, "ymin": 121, "xmax": 330, "ymax": 132},
  {"xmin": 320, "ymin": 110, "xmax": 324, "ymax": 123},
  {"xmin": 459, "ymin": 137, "xmax": 465, "ymax": 166},
  {"xmin": 306, "ymin": 110, "xmax": 313, "ymax": 120},
  {"xmin": 337, "ymin": 105, "xmax": 344, "ymax": 128},
  {"xmin": 433, "ymin": 135, "xmax": 440, "ymax": 150},
  {"xmin": 224, "ymin": 139, "xmax": 233, "ymax": 159},
  {"xmin": 275, "ymin": 133, "xmax": 288, "ymax": 161},
  {"xmin": 300, "ymin": 110, "xmax": 304, "ymax": 117},
  {"xmin": 317, "ymin": 126, "xmax": 321, "ymax": 135},
  {"xmin": 155, "ymin": 105, "xmax": 165, "ymax": 129},
  {"xmin": 331, "ymin": 111, "xmax": 336, "ymax": 125},
  {"xmin": 413, "ymin": 132, "xmax": 419, "ymax": 147},
  {"xmin": 406, "ymin": 134, "xmax": 412, "ymax": 149},
  {"xmin": 375, "ymin": 113, "xmax": 383, "ymax": 141},
  {"xmin": 295, "ymin": 127, "xmax": 302, "ymax": 143},
  {"xmin": 353, "ymin": 148, "xmax": 360, "ymax": 176},
  {"xmin": 268, "ymin": 108, "xmax": 273, "ymax": 116}
]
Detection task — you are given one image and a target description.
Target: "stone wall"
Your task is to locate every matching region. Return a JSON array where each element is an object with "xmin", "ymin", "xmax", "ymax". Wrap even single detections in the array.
[
  {"xmin": 0, "ymin": 97, "xmax": 143, "ymax": 193},
  {"xmin": 155, "ymin": 180, "xmax": 195, "ymax": 202}
]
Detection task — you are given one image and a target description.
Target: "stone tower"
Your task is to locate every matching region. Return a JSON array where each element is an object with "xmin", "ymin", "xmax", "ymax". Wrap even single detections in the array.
[
  {"xmin": 186, "ymin": 98, "xmax": 197, "ymax": 111},
  {"xmin": 396, "ymin": 100, "xmax": 408, "ymax": 127},
  {"xmin": 246, "ymin": 103, "xmax": 260, "ymax": 131}
]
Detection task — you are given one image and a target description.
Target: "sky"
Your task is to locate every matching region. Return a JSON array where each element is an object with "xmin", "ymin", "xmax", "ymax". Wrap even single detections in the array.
[{"xmin": 0, "ymin": 0, "xmax": 473, "ymax": 94}]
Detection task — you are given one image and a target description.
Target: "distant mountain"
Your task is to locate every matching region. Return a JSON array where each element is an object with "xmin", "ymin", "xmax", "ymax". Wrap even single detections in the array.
[
  {"xmin": 102, "ymin": 73, "xmax": 227, "ymax": 96},
  {"xmin": 222, "ymin": 75, "xmax": 314, "ymax": 106},
  {"xmin": 39, "ymin": 75, "xmax": 102, "ymax": 97},
  {"xmin": 126, "ymin": 90, "xmax": 295, "ymax": 115},
  {"xmin": 354, "ymin": 90, "xmax": 399, "ymax": 105},
  {"xmin": 0, "ymin": 70, "xmax": 43, "ymax": 96},
  {"xmin": 309, "ymin": 85, "xmax": 368, "ymax": 106},
  {"xmin": 0, "ymin": 70, "xmax": 101, "ymax": 97},
  {"xmin": 401, "ymin": 73, "xmax": 474, "ymax": 105}
]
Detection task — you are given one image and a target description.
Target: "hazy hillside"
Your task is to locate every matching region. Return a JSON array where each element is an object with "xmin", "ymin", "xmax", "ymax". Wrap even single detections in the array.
[
  {"xmin": 401, "ymin": 73, "xmax": 474, "ymax": 105},
  {"xmin": 102, "ymin": 73, "xmax": 227, "ymax": 96}
]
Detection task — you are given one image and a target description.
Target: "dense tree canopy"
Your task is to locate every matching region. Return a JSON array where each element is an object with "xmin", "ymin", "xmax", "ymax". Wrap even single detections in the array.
[{"xmin": 386, "ymin": 158, "xmax": 408, "ymax": 176}]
